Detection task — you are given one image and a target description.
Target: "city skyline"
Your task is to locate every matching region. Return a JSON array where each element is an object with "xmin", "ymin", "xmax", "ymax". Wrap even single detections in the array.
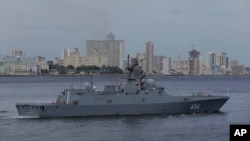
[
  {"xmin": 0, "ymin": 47, "xmax": 247, "ymax": 75},
  {"xmin": 1, "ymin": 1, "xmax": 250, "ymax": 66}
]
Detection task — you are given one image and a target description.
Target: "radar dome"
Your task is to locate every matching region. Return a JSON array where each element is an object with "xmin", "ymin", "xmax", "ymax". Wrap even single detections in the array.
[
  {"xmin": 146, "ymin": 78, "xmax": 155, "ymax": 87},
  {"xmin": 84, "ymin": 82, "xmax": 90, "ymax": 89}
]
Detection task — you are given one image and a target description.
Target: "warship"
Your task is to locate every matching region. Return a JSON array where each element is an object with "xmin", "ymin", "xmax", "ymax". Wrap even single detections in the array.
[{"xmin": 16, "ymin": 55, "xmax": 229, "ymax": 118}]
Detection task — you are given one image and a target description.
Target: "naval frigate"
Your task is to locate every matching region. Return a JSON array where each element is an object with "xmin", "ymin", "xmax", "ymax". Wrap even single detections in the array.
[{"xmin": 16, "ymin": 55, "xmax": 229, "ymax": 118}]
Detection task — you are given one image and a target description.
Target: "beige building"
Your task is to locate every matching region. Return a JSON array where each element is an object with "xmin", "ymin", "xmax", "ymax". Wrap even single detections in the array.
[
  {"xmin": 5, "ymin": 62, "xmax": 30, "ymax": 75},
  {"xmin": 231, "ymin": 65, "xmax": 244, "ymax": 75},
  {"xmin": 81, "ymin": 54, "xmax": 108, "ymax": 67},
  {"xmin": 36, "ymin": 56, "xmax": 49, "ymax": 70},
  {"xmin": 63, "ymin": 48, "xmax": 107, "ymax": 68},
  {"xmin": 54, "ymin": 58, "xmax": 64, "ymax": 66},
  {"xmin": 64, "ymin": 48, "xmax": 80, "ymax": 68},
  {"xmin": 86, "ymin": 32, "xmax": 124, "ymax": 70}
]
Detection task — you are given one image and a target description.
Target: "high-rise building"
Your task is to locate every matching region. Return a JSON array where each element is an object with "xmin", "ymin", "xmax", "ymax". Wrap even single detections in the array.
[
  {"xmin": 206, "ymin": 52, "xmax": 216, "ymax": 75},
  {"xmin": 217, "ymin": 52, "xmax": 229, "ymax": 69},
  {"xmin": 86, "ymin": 32, "xmax": 124, "ymax": 70},
  {"xmin": 145, "ymin": 41, "xmax": 154, "ymax": 74},
  {"xmin": 63, "ymin": 49, "xmax": 70, "ymax": 60},
  {"xmin": 188, "ymin": 49, "xmax": 200, "ymax": 75}
]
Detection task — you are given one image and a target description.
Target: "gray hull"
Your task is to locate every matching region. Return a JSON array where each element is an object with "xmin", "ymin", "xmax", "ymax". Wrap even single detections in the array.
[
  {"xmin": 16, "ymin": 96, "xmax": 229, "ymax": 118},
  {"xmin": 15, "ymin": 58, "xmax": 230, "ymax": 118}
]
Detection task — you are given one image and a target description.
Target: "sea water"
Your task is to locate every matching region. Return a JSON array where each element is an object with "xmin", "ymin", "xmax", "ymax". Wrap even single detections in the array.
[{"xmin": 0, "ymin": 75, "xmax": 249, "ymax": 141}]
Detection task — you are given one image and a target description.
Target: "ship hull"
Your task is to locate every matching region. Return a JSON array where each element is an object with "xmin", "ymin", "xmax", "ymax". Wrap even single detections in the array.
[{"xmin": 16, "ymin": 96, "xmax": 229, "ymax": 118}]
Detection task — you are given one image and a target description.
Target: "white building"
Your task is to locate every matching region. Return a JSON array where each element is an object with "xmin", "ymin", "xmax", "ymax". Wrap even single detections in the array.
[
  {"xmin": 2, "ymin": 56, "xmax": 37, "ymax": 75},
  {"xmin": 153, "ymin": 56, "xmax": 171, "ymax": 74},
  {"xmin": 172, "ymin": 55, "xmax": 188, "ymax": 75}
]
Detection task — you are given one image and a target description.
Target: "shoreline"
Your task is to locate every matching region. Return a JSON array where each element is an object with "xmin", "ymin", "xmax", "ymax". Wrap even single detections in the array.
[{"xmin": 0, "ymin": 74, "xmax": 249, "ymax": 77}]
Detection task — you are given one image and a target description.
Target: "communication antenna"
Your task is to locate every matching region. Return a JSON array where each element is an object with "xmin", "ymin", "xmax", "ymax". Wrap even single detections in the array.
[
  {"xmin": 90, "ymin": 71, "xmax": 93, "ymax": 89},
  {"xmin": 71, "ymin": 76, "xmax": 74, "ymax": 89},
  {"xmin": 80, "ymin": 73, "xmax": 82, "ymax": 88}
]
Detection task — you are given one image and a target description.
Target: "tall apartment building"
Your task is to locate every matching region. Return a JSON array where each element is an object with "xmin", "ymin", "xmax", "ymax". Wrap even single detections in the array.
[
  {"xmin": 188, "ymin": 49, "xmax": 200, "ymax": 75},
  {"xmin": 145, "ymin": 41, "xmax": 154, "ymax": 74},
  {"xmin": 217, "ymin": 52, "xmax": 229, "ymax": 69},
  {"xmin": 86, "ymin": 32, "xmax": 124, "ymax": 70},
  {"xmin": 206, "ymin": 52, "xmax": 216, "ymax": 75}
]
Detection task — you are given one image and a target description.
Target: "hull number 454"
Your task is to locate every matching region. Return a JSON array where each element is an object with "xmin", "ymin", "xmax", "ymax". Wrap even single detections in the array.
[{"xmin": 190, "ymin": 104, "xmax": 200, "ymax": 110}]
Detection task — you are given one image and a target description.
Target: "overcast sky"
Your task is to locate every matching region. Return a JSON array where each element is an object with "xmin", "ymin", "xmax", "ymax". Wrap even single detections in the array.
[{"xmin": 1, "ymin": 0, "xmax": 250, "ymax": 66}]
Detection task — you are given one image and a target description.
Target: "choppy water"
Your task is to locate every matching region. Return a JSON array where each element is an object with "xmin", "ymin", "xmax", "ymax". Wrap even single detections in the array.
[{"xmin": 0, "ymin": 75, "xmax": 250, "ymax": 141}]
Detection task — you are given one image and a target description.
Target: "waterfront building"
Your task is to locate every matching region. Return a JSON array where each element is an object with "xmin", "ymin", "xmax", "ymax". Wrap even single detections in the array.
[
  {"xmin": 206, "ymin": 52, "xmax": 216, "ymax": 75},
  {"xmin": 217, "ymin": 52, "xmax": 230, "ymax": 75},
  {"xmin": 188, "ymin": 49, "xmax": 201, "ymax": 75},
  {"xmin": 145, "ymin": 41, "xmax": 154, "ymax": 74},
  {"xmin": 172, "ymin": 55, "xmax": 188, "ymax": 75},
  {"xmin": 153, "ymin": 56, "xmax": 171, "ymax": 74},
  {"xmin": 0, "ymin": 56, "xmax": 3, "ymax": 75},
  {"xmin": 230, "ymin": 60, "xmax": 239, "ymax": 66},
  {"xmin": 230, "ymin": 60, "xmax": 243, "ymax": 75},
  {"xmin": 86, "ymin": 32, "xmax": 124, "ymax": 70},
  {"xmin": 54, "ymin": 58, "xmax": 64, "ymax": 66},
  {"xmin": 36, "ymin": 56, "xmax": 49, "ymax": 70},
  {"xmin": 80, "ymin": 52, "xmax": 108, "ymax": 68},
  {"xmin": 217, "ymin": 52, "xmax": 229, "ymax": 69},
  {"xmin": 63, "ymin": 48, "xmax": 107, "ymax": 68},
  {"xmin": 64, "ymin": 48, "xmax": 81, "ymax": 68},
  {"xmin": 2, "ymin": 56, "xmax": 37, "ymax": 75},
  {"xmin": 231, "ymin": 65, "xmax": 244, "ymax": 75}
]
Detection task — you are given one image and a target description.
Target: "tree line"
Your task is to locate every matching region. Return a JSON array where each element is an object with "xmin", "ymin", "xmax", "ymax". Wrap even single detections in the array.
[{"xmin": 41, "ymin": 62, "xmax": 124, "ymax": 75}]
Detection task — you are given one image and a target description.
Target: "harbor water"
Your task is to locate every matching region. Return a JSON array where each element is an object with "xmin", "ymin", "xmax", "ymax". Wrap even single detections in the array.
[{"xmin": 0, "ymin": 75, "xmax": 249, "ymax": 141}]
